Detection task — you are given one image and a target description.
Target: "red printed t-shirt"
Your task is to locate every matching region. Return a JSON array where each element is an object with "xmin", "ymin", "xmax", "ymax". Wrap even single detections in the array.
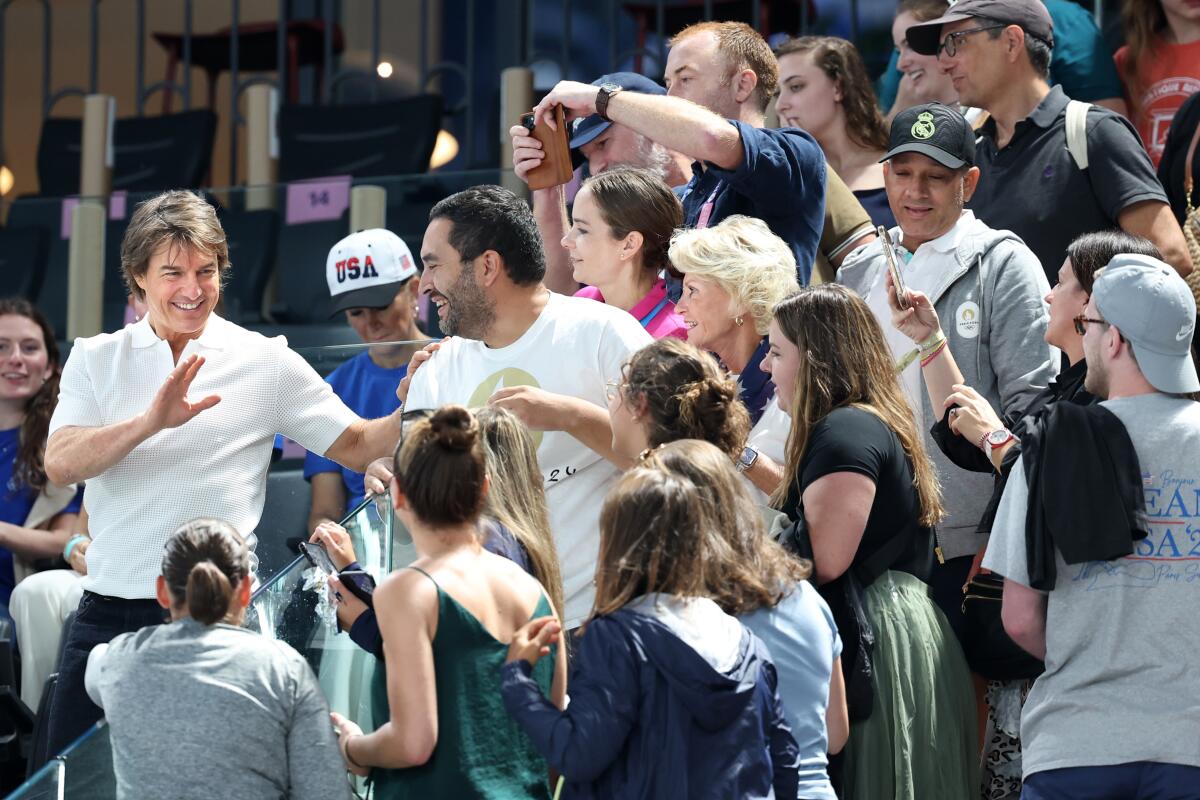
[
  {"xmin": 1115, "ymin": 39, "xmax": 1200, "ymax": 167},
  {"xmin": 574, "ymin": 279, "xmax": 688, "ymax": 340}
]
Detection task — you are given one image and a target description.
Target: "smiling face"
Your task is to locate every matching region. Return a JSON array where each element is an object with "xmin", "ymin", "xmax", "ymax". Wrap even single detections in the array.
[
  {"xmin": 774, "ymin": 51, "xmax": 842, "ymax": 140},
  {"xmin": 345, "ymin": 279, "xmax": 420, "ymax": 344},
  {"xmin": 762, "ymin": 318, "xmax": 802, "ymax": 414},
  {"xmin": 561, "ymin": 186, "xmax": 635, "ymax": 288},
  {"xmin": 0, "ymin": 314, "xmax": 52, "ymax": 407},
  {"xmin": 134, "ymin": 241, "xmax": 220, "ymax": 344},
  {"xmin": 883, "ymin": 152, "xmax": 977, "ymax": 249},
  {"xmin": 419, "ymin": 217, "xmax": 494, "ymax": 340},
  {"xmin": 893, "ymin": 11, "xmax": 959, "ymax": 106},
  {"xmin": 664, "ymin": 31, "xmax": 741, "ymax": 118},
  {"xmin": 673, "ymin": 274, "xmax": 740, "ymax": 353}
]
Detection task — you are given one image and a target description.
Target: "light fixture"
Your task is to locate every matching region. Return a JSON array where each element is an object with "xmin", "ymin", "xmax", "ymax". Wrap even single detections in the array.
[
  {"xmin": 0, "ymin": 165, "xmax": 12, "ymax": 197},
  {"xmin": 429, "ymin": 129, "xmax": 459, "ymax": 170},
  {"xmin": 376, "ymin": 61, "xmax": 393, "ymax": 79}
]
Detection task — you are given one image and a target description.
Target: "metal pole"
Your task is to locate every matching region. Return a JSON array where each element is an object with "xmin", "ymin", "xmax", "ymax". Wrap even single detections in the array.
[
  {"xmin": 419, "ymin": 0, "xmax": 428, "ymax": 86},
  {"xmin": 183, "ymin": 0, "xmax": 193, "ymax": 109},
  {"xmin": 277, "ymin": 0, "xmax": 287, "ymax": 99},
  {"xmin": 466, "ymin": 0, "xmax": 476, "ymax": 165},
  {"xmin": 136, "ymin": 0, "xmax": 145, "ymax": 114},
  {"xmin": 42, "ymin": 1, "xmax": 51, "ymax": 117},
  {"xmin": 608, "ymin": 0, "xmax": 617, "ymax": 73},
  {"xmin": 371, "ymin": 0, "xmax": 381, "ymax": 101},
  {"xmin": 89, "ymin": 0, "xmax": 100, "ymax": 93},
  {"xmin": 323, "ymin": 0, "xmax": 333, "ymax": 104},
  {"xmin": 230, "ymin": 0, "xmax": 240, "ymax": 185},
  {"xmin": 656, "ymin": 0, "xmax": 664, "ymax": 73},
  {"xmin": 751, "ymin": 0, "xmax": 759, "ymax": 30},
  {"xmin": 849, "ymin": 0, "xmax": 859, "ymax": 43}
]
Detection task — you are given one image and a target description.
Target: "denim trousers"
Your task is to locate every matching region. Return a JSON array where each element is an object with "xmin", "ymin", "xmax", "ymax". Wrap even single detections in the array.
[{"xmin": 45, "ymin": 591, "xmax": 166, "ymax": 756}]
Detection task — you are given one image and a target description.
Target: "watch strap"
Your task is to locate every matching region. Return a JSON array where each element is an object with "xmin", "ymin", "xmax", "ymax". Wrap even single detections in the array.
[{"xmin": 596, "ymin": 84, "xmax": 622, "ymax": 121}]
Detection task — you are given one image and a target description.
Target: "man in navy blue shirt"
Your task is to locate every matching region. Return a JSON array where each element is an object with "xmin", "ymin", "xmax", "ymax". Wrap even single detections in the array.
[{"xmin": 531, "ymin": 21, "xmax": 828, "ymax": 286}]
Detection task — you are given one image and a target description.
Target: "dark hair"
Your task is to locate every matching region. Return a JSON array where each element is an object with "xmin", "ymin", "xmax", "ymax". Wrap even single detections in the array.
[
  {"xmin": 1120, "ymin": 0, "xmax": 1167, "ymax": 113},
  {"xmin": 984, "ymin": 24, "xmax": 1050, "ymax": 79},
  {"xmin": 641, "ymin": 441, "xmax": 812, "ymax": 615},
  {"xmin": 581, "ymin": 168, "xmax": 683, "ymax": 275},
  {"xmin": 161, "ymin": 519, "xmax": 250, "ymax": 625},
  {"xmin": 1066, "ymin": 231, "xmax": 1163, "ymax": 295},
  {"xmin": 428, "ymin": 185, "xmax": 545, "ymax": 286},
  {"xmin": 393, "ymin": 405, "xmax": 488, "ymax": 527},
  {"xmin": 0, "ymin": 298, "xmax": 61, "ymax": 492},
  {"xmin": 774, "ymin": 36, "xmax": 890, "ymax": 152},
  {"xmin": 897, "ymin": 0, "xmax": 948, "ymax": 21},
  {"xmin": 121, "ymin": 190, "xmax": 231, "ymax": 301},
  {"xmin": 670, "ymin": 21, "xmax": 779, "ymax": 113},
  {"xmin": 624, "ymin": 338, "xmax": 750, "ymax": 460},
  {"xmin": 590, "ymin": 468, "xmax": 718, "ymax": 620}
]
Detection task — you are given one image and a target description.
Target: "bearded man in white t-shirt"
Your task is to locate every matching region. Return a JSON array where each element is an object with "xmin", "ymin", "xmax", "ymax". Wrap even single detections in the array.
[
  {"xmin": 373, "ymin": 185, "xmax": 652, "ymax": 628},
  {"xmin": 42, "ymin": 190, "xmax": 403, "ymax": 755}
]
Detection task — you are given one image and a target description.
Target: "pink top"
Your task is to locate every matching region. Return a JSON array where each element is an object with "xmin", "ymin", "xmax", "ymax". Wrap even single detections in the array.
[{"xmin": 575, "ymin": 279, "xmax": 688, "ymax": 340}]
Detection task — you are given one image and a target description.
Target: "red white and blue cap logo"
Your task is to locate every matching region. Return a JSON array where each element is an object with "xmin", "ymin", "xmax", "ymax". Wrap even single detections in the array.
[{"xmin": 325, "ymin": 228, "xmax": 419, "ymax": 316}]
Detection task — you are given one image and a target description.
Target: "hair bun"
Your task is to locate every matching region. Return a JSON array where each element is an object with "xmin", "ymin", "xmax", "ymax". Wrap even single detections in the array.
[{"xmin": 428, "ymin": 405, "xmax": 478, "ymax": 452}]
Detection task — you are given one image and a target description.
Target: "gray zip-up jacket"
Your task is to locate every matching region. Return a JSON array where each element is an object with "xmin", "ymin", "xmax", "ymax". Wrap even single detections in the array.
[{"xmin": 838, "ymin": 217, "xmax": 1057, "ymax": 560}]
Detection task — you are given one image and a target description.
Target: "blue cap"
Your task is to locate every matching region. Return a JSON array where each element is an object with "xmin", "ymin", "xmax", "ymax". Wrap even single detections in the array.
[{"xmin": 569, "ymin": 72, "xmax": 666, "ymax": 149}]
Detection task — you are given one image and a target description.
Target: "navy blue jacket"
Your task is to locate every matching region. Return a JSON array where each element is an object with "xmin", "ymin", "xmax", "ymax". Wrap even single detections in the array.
[{"xmin": 501, "ymin": 608, "xmax": 800, "ymax": 799}]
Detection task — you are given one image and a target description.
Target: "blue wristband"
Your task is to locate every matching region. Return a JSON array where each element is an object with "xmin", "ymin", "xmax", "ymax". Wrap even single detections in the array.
[{"xmin": 63, "ymin": 535, "xmax": 89, "ymax": 562}]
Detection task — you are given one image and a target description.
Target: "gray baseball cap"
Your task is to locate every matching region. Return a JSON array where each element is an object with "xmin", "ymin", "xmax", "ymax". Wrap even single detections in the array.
[
  {"xmin": 1092, "ymin": 254, "xmax": 1199, "ymax": 394},
  {"xmin": 906, "ymin": 0, "xmax": 1054, "ymax": 57}
]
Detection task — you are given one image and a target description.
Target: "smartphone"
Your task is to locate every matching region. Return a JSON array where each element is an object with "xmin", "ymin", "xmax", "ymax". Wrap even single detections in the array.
[
  {"xmin": 878, "ymin": 226, "xmax": 910, "ymax": 310},
  {"xmin": 520, "ymin": 105, "xmax": 573, "ymax": 190},
  {"xmin": 298, "ymin": 541, "xmax": 337, "ymax": 577}
]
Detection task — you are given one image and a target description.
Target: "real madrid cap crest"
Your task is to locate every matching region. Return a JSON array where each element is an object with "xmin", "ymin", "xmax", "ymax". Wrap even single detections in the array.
[
  {"xmin": 881, "ymin": 102, "xmax": 976, "ymax": 170},
  {"xmin": 325, "ymin": 228, "xmax": 420, "ymax": 317}
]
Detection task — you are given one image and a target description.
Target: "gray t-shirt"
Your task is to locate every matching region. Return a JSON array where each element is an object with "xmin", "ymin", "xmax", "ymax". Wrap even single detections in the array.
[
  {"xmin": 983, "ymin": 393, "xmax": 1200, "ymax": 778},
  {"xmin": 87, "ymin": 619, "xmax": 351, "ymax": 800}
]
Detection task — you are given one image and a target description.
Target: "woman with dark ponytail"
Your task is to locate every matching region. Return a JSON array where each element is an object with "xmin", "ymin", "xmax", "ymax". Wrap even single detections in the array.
[
  {"xmin": 330, "ymin": 405, "xmax": 567, "ymax": 799},
  {"xmin": 85, "ymin": 519, "xmax": 351, "ymax": 799}
]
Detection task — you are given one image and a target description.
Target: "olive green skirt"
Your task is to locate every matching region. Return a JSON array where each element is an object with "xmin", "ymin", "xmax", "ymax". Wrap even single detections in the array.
[{"xmin": 844, "ymin": 570, "xmax": 980, "ymax": 800}]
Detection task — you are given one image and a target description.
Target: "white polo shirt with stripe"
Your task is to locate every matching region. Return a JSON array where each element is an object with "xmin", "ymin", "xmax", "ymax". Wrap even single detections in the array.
[{"xmin": 50, "ymin": 314, "xmax": 359, "ymax": 599}]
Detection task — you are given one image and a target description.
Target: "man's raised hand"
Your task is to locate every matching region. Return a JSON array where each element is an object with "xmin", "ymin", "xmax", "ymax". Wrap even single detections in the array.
[{"xmin": 141, "ymin": 354, "xmax": 221, "ymax": 434}]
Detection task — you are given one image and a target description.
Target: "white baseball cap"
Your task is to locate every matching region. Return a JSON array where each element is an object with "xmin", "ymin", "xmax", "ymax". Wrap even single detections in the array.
[{"xmin": 326, "ymin": 229, "xmax": 419, "ymax": 316}]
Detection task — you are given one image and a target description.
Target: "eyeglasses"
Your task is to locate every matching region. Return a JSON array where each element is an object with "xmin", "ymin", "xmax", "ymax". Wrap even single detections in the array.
[
  {"xmin": 938, "ymin": 25, "xmax": 1006, "ymax": 58},
  {"xmin": 604, "ymin": 379, "xmax": 623, "ymax": 404},
  {"xmin": 1073, "ymin": 315, "xmax": 1107, "ymax": 336}
]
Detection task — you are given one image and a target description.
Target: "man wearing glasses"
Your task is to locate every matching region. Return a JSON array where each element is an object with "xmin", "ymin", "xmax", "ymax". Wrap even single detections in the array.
[
  {"xmin": 983, "ymin": 255, "xmax": 1200, "ymax": 798},
  {"xmin": 906, "ymin": 0, "xmax": 1193, "ymax": 286}
]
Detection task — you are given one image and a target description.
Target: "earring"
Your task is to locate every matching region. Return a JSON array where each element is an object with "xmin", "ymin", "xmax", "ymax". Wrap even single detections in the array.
[{"xmin": 734, "ymin": 315, "xmax": 744, "ymax": 327}]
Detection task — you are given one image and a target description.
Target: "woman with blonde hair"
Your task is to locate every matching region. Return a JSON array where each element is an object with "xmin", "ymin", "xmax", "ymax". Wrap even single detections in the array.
[
  {"xmin": 762, "ymin": 285, "xmax": 977, "ymax": 800},
  {"xmin": 642, "ymin": 440, "xmax": 846, "ymax": 800},
  {"xmin": 501, "ymin": 467, "xmax": 799, "ymax": 799},
  {"xmin": 670, "ymin": 215, "xmax": 799, "ymax": 494},
  {"xmin": 773, "ymin": 36, "xmax": 896, "ymax": 229},
  {"xmin": 475, "ymin": 405, "xmax": 565, "ymax": 633}
]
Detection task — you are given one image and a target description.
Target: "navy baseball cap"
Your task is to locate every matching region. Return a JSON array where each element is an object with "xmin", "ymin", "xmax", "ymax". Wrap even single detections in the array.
[
  {"xmin": 569, "ymin": 72, "xmax": 666, "ymax": 149},
  {"xmin": 881, "ymin": 103, "xmax": 976, "ymax": 169}
]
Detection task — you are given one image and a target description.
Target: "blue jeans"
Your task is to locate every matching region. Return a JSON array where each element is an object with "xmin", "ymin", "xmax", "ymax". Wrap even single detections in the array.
[
  {"xmin": 1023, "ymin": 762, "xmax": 1200, "ymax": 800},
  {"xmin": 45, "ymin": 591, "xmax": 166, "ymax": 756}
]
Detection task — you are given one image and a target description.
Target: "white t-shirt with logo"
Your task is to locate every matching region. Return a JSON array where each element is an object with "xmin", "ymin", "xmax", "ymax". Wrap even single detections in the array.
[{"xmin": 405, "ymin": 293, "xmax": 653, "ymax": 626}]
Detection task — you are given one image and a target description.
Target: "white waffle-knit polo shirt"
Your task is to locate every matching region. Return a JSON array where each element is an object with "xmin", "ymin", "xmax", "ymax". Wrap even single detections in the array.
[{"xmin": 50, "ymin": 314, "xmax": 359, "ymax": 599}]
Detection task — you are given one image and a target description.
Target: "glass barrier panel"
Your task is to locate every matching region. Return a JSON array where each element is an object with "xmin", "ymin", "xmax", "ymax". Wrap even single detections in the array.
[
  {"xmin": 4, "ymin": 758, "xmax": 63, "ymax": 800},
  {"xmin": 58, "ymin": 722, "xmax": 115, "ymax": 800}
]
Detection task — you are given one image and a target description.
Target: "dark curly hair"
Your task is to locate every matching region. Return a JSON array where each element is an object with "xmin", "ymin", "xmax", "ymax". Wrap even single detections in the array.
[{"xmin": 429, "ymin": 185, "xmax": 546, "ymax": 286}]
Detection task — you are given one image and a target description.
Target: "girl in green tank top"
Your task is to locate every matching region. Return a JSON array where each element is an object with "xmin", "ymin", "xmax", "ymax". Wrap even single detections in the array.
[{"xmin": 330, "ymin": 406, "xmax": 567, "ymax": 799}]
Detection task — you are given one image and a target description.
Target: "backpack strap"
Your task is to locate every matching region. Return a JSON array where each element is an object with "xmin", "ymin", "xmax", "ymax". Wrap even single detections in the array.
[{"xmin": 1065, "ymin": 100, "xmax": 1091, "ymax": 171}]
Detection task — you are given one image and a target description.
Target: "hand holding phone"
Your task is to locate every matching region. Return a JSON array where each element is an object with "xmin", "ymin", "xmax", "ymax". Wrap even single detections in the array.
[
  {"xmin": 519, "ymin": 105, "xmax": 573, "ymax": 190},
  {"xmin": 879, "ymin": 226, "xmax": 910, "ymax": 310}
]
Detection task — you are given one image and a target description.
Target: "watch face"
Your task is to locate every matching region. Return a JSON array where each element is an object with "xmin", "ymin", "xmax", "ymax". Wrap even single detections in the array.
[
  {"xmin": 739, "ymin": 447, "xmax": 757, "ymax": 468},
  {"xmin": 600, "ymin": 83, "xmax": 622, "ymax": 93},
  {"xmin": 987, "ymin": 430, "xmax": 1010, "ymax": 446}
]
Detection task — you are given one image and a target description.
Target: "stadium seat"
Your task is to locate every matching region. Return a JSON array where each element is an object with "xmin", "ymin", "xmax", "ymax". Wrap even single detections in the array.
[
  {"xmin": 277, "ymin": 95, "xmax": 442, "ymax": 182},
  {"xmin": 7, "ymin": 199, "xmax": 71, "ymax": 336},
  {"xmin": 0, "ymin": 227, "xmax": 49, "ymax": 301},
  {"xmin": 219, "ymin": 208, "xmax": 279, "ymax": 324},
  {"xmin": 36, "ymin": 110, "xmax": 218, "ymax": 196},
  {"xmin": 269, "ymin": 211, "xmax": 349, "ymax": 324}
]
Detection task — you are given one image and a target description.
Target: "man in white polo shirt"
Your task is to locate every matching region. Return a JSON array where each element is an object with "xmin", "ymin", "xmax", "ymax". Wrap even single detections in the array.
[
  {"xmin": 42, "ymin": 190, "xmax": 402, "ymax": 754},
  {"xmin": 396, "ymin": 184, "xmax": 652, "ymax": 629}
]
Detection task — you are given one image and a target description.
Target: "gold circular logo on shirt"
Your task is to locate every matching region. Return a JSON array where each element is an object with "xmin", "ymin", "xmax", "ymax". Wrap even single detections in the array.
[
  {"xmin": 911, "ymin": 111, "xmax": 937, "ymax": 140},
  {"xmin": 469, "ymin": 367, "xmax": 543, "ymax": 447}
]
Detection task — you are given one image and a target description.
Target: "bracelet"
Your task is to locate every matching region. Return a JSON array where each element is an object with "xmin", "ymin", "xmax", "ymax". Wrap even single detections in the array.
[
  {"xmin": 343, "ymin": 734, "xmax": 368, "ymax": 770},
  {"xmin": 63, "ymin": 535, "xmax": 89, "ymax": 562},
  {"xmin": 918, "ymin": 329, "xmax": 947, "ymax": 355},
  {"xmin": 920, "ymin": 339, "xmax": 948, "ymax": 368}
]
